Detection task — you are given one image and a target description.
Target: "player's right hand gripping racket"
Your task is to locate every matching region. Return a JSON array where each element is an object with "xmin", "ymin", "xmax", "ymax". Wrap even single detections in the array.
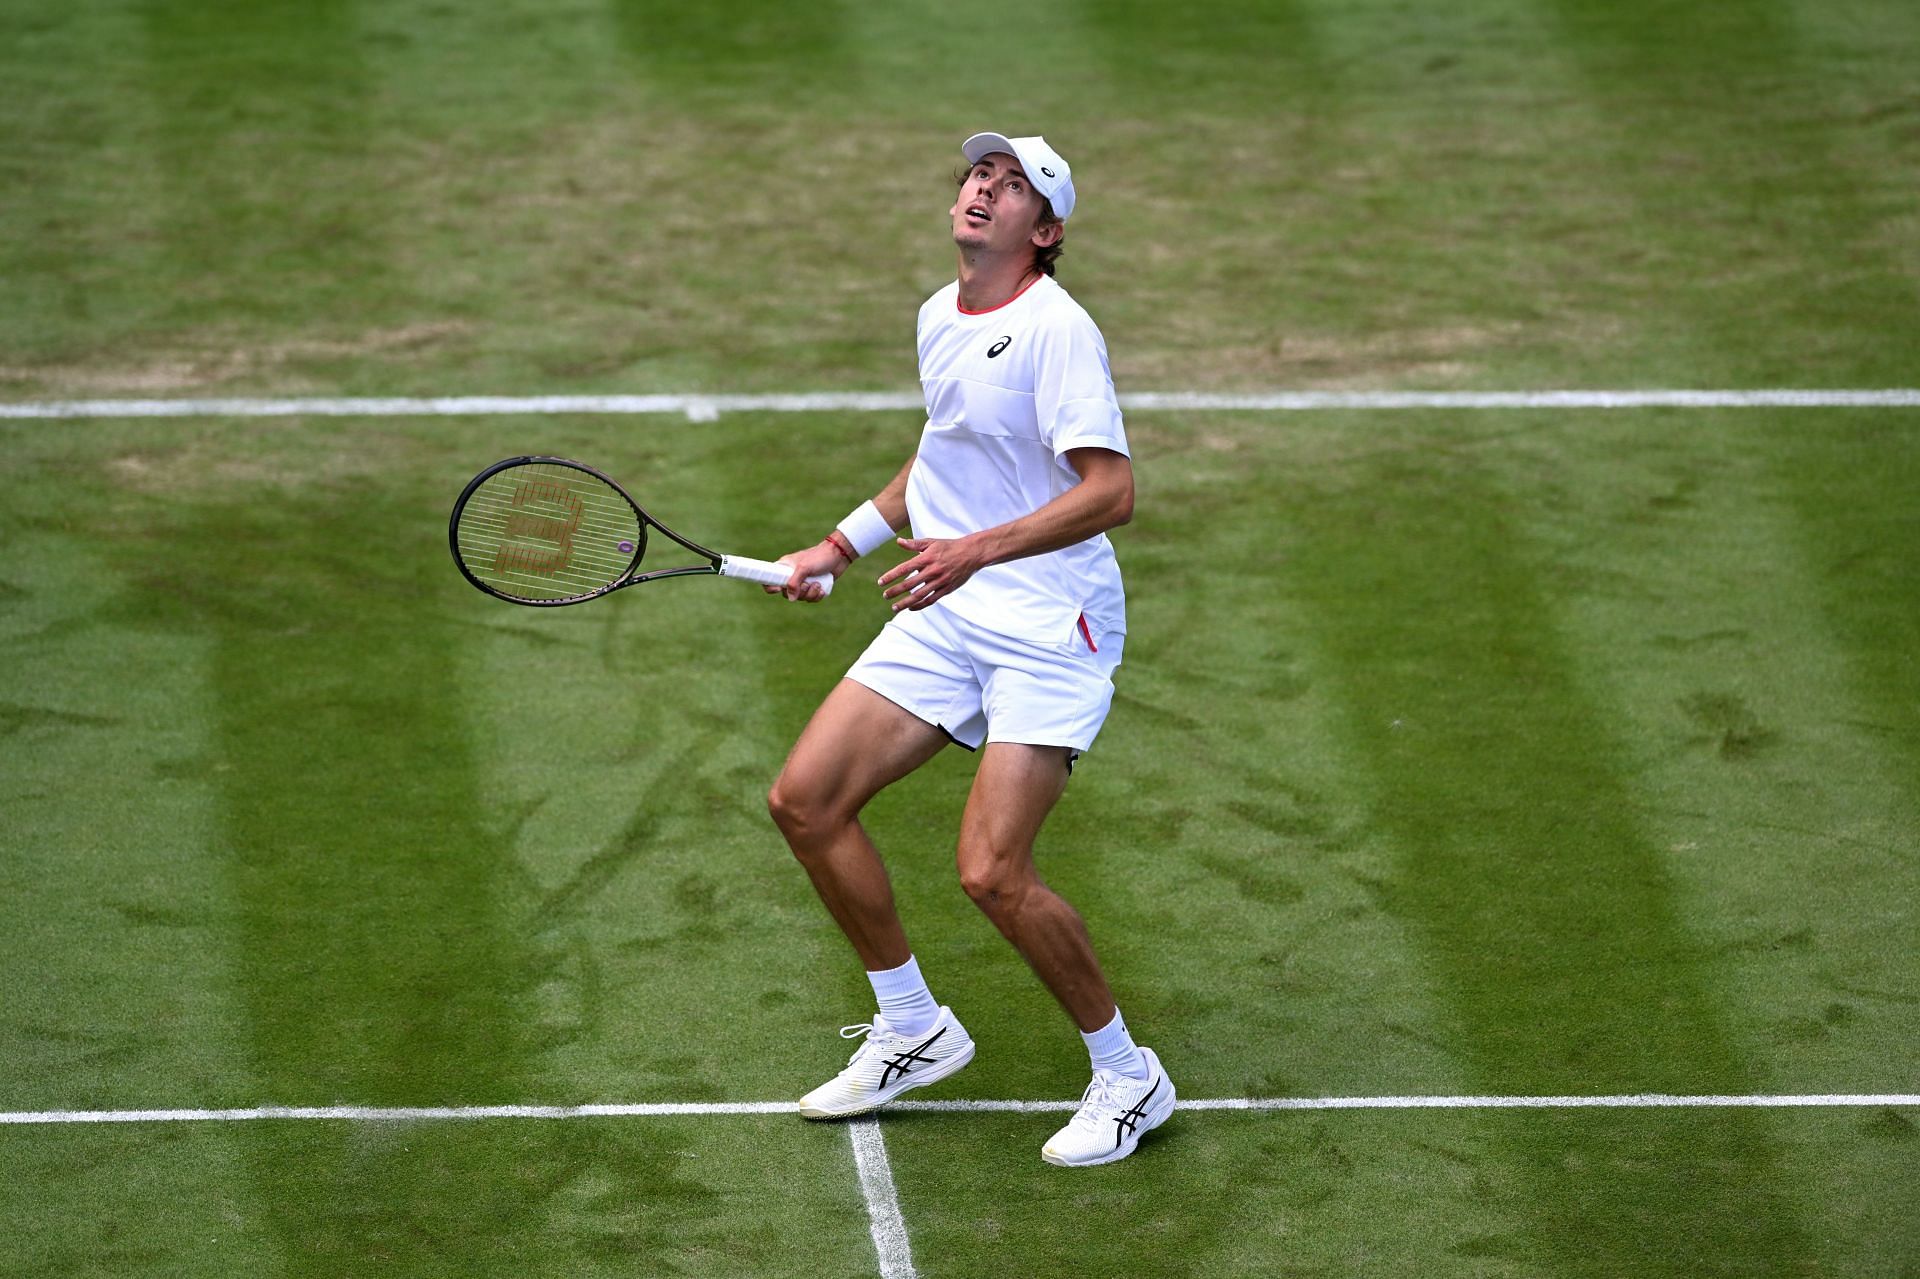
[{"xmin": 449, "ymin": 456, "xmax": 832, "ymax": 606}]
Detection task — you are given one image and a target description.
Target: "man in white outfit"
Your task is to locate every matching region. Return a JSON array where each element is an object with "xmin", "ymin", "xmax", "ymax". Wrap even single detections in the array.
[{"xmin": 767, "ymin": 131, "xmax": 1174, "ymax": 1167}]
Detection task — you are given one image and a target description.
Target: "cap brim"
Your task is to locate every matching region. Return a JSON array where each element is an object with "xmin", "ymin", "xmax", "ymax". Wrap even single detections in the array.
[{"xmin": 962, "ymin": 132, "xmax": 1017, "ymax": 165}]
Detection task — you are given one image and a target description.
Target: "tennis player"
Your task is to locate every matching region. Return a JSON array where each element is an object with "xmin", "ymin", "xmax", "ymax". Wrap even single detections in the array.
[{"xmin": 766, "ymin": 132, "xmax": 1173, "ymax": 1167}]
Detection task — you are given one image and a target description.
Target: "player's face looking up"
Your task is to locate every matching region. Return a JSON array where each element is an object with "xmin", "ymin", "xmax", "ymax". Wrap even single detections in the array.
[{"xmin": 950, "ymin": 153, "xmax": 1063, "ymax": 260}]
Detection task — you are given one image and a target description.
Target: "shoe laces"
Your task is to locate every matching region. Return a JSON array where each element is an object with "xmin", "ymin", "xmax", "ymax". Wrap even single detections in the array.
[
  {"xmin": 1070, "ymin": 1070, "xmax": 1129, "ymax": 1127},
  {"xmin": 837, "ymin": 1021, "xmax": 897, "ymax": 1067}
]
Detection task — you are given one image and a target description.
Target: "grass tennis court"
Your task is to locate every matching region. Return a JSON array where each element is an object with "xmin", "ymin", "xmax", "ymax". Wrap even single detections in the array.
[{"xmin": 4, "ymin": 0, "xmax": 1917, "ymax": 1275}]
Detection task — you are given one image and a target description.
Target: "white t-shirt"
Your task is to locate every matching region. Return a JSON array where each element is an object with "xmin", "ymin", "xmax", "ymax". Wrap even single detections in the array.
[{"xmin": 907, "ymin": 275, "xmax": 1130, "ymax": 646}]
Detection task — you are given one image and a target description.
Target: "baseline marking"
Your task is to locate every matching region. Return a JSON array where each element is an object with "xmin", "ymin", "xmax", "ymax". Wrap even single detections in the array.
[
  {"xmin": 1, "ymin": 389, "xmax": 1917, "ymax": 421},
  {"xmin": 898, "ymin": 1093, "xmax": 1920, "ymax": 1112},
  {"xmin": 4, "ymin": 1094, "xmax": 1914, "ymax": 1124},
  {"xmin": 849, "ymin": 1118, "xmax": 919, "ymax": 1279}
]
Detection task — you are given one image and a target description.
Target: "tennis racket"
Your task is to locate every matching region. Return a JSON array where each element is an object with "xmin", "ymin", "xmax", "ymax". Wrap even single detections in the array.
[{"xmin": 449, "ymin": 456, "xmax": 833, "ymax": 606}]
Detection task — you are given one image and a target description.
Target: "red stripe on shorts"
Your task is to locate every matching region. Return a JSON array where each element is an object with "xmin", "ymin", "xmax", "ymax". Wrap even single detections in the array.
[{"xmin": 1077, "ymin": 612, "xmax": 1098, "ymax": 653}]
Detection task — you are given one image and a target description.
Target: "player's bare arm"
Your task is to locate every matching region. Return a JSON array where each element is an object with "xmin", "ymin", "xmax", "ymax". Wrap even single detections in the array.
[
  {"xmin": 771, "ymin": 454, "xmax": 916, "ymax": 601},
  {"xmin": 879, "ymin": 447, "xmax": 1132, "ymax": 612},
  {"xmin": 868, "ymin": 452, "xmax": 916, "ymax": 531}
]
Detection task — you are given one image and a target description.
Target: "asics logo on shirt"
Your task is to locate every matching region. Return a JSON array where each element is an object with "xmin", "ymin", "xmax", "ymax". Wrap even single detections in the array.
[
  {"xmin": 880, "ymin": 1026, "xmax": 947, "ymax": 1090},
  {"xmin": 987, "ymin": 336, "xmax": 1012, "ymax": 358}
]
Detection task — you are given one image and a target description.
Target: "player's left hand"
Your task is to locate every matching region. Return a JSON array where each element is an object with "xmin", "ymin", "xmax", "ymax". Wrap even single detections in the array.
[{"xmin": 879, "ymin": 536, "xmax": 983, "ymax": 611}]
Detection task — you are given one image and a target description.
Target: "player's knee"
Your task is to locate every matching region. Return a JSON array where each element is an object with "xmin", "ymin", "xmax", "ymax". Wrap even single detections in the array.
[
  {"xmin": 767, "ymin": 774, "xmax": 837, "ymax": 851},
  {"xmin": 766, "ymin": 778, "xmax": 814, "ymax": 842},
  {"xmin": 956, "ymin": 847, "xmax": 1033, "ymax": 912}
]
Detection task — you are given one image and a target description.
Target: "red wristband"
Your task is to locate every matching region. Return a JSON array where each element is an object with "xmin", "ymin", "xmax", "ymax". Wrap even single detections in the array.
[{"xmin": 824, "ymin": 530, "xmax": 857, "ymax": 562}]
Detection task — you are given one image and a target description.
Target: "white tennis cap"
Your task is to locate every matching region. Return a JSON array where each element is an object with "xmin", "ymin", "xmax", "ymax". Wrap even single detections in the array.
[{"xmin": 962, "ymin": 132, "xmax": 1076, "ymax": 220}]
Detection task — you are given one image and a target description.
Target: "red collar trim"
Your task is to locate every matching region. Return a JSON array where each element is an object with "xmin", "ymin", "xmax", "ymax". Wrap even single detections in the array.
[{"xmin": 957, "ymin": 274, "xmax": 1042, "ymax": 315}]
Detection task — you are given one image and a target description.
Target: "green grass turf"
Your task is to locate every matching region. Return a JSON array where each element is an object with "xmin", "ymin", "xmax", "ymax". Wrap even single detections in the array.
[
  {"xmin": 4, "ymin": 0, "xmax": 1918, "ymax": 395},
  {"xmin": 3, "ymin": 0, "xmax": 1919, "ymax": 1275},
  {"xmin": 6, "ymin": 406, "xmax": 1916, "ymax": 1276},
  {"xmin": 9, "ymin": 1117, "xmax": 885, "ymax": 1277}
]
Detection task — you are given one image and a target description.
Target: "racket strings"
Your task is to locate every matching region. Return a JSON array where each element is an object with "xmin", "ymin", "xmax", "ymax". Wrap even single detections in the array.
[{"xmin": 455, "ymin": 463, "xmax": 643, "ymax": 602}]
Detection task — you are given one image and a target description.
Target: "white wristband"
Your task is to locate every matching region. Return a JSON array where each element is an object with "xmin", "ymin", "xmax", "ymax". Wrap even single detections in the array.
[{"xmin": 836, "ymin": 500, "xmax": 897, "ymax": 559}]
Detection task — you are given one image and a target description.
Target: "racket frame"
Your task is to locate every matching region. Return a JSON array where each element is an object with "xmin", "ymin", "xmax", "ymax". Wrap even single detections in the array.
[{"xmin": 450, "ymin": 455, "xmax": 741, "ymax": 606}]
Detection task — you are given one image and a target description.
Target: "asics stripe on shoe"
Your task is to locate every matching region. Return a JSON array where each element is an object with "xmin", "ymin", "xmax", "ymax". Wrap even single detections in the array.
[
  {"xmin": 797, "ymin": 1006, "xmax": 975, "ymax": 1119},
  {"xmin": 1041, "ymin": 1046, "xmax": 1176, "ymax": 1167}
]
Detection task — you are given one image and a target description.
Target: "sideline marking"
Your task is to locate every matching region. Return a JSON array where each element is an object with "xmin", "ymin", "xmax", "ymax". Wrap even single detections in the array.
[
  {"xmin": 849, "ymin": 1119, "xmax": 919, "ymax": 1279},
  {"xmin": 1, "ymin": 389, "xmax": 1918, "ymax": 421},
  {"xmin": 5, "ymin": 1094, "xmax": 1914, "ymax": 1124}
]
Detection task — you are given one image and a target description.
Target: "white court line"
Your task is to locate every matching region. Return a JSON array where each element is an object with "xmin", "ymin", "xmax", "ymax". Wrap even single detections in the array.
[
  {"xmin": 909, "ymin": 1093, "xmax": 1920, "ymax": 1112},
  {"xmin": 849, "ymin": 1118, "xmax": 919, "ymax": 1279},
  {"xmin": 4, "ymin": 1094, "xmax": 1914, "ymax": 1124},
  {"xmin": 0, "ymin": 1102, "xmax": 790, "ymax": 1124},
  {"xmin": 1, "ymin": 389, "xmax": 1918, "ymax": 421}
]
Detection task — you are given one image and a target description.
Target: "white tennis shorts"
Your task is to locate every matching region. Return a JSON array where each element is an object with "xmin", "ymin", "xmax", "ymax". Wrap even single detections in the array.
[{"xmin": 846, "ymin": 605, "xmax": 1124, "ymax": 753}]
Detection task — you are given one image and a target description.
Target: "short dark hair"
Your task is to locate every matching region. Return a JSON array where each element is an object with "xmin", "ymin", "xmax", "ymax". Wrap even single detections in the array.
[
  {"xmin": 1032, "ymin": 203, "xmax": 1065, "ymax": 277},
  {"xmin": 954, "ymin": 168, "xmax": 1066, "ymax": 278}
]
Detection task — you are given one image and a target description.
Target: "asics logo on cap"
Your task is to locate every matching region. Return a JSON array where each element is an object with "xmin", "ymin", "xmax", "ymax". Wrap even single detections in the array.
[
  {"xmin": 987, "ymin": 336, "xmax": 1012, "ymax": 358},
  {"xmin": 1041, "ymin": 167, "xmax": 1056, "ymax": 178}
]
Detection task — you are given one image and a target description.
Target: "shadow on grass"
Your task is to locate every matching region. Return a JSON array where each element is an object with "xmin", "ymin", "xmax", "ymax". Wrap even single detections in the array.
[
  {"xmin": 608, "ymin": 0, "xmax": 855, "ymax": 96},
  {"xmin": 95, "ymin": 473, "xmax": 724, "ymax": 1271},
  {"xmin": 1541, "ymin": 0, "xmax": 1920, "ymax": 817},
  {"xmin": 137, "ymin": 0, "xmax": 394, "ymax": 332},
  {"xmin": 1282, "ymin": 450, "xmax": 1814, "ymax": 1275}
]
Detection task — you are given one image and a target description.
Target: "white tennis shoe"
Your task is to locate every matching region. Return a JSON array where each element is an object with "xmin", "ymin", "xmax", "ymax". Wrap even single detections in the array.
[
  {"xmin": 1041, "ymin": 1046, "xmax": 1176, "ymax": 1167},
  {"xmin": 797, "ymin": 1006, "xmax": 976, "ymax": 1119}
]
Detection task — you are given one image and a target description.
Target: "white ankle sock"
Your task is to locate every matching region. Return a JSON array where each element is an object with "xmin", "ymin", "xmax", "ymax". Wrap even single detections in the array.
[
  {"xmin": 1082, "ymin": 1007, "xmax": 1149, "ymax": 1080},
  {"xmin": 867, "ymin": 955, "xmax": 940, "ymax": 1037}
]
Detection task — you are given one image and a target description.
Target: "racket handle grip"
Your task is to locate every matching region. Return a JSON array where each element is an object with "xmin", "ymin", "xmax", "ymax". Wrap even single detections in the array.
[{"xmin": 719, "ymin": 555, "xmax": 835, "ymax": 597}]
